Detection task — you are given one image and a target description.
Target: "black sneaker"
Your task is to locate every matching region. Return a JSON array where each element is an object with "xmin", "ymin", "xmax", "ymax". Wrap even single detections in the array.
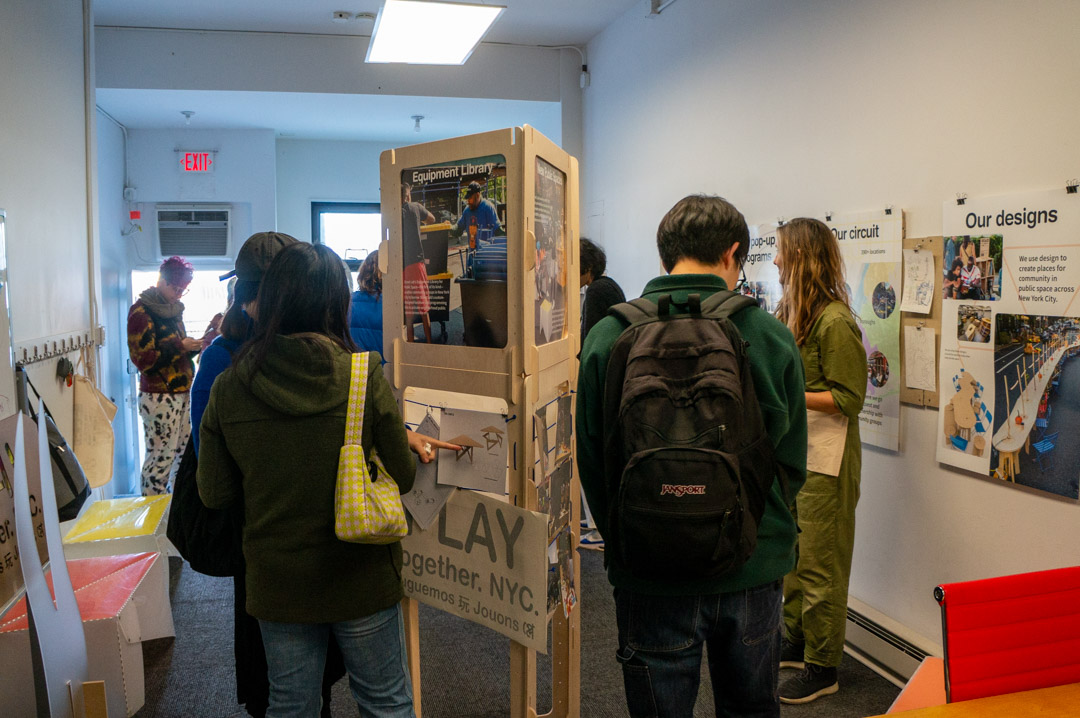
[
  {"xmin": 779, "ymin": 663, "xmax": 838, "ymax": 704},
  {"xmin": 779, "ymin": 637, "xmax": 805, "ymax": 670}
]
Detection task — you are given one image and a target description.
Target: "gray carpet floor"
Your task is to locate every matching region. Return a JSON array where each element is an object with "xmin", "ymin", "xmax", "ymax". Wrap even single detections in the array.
[{"xmin": 136, "ymin": 554, "xmax": 899, "ymax": 717}]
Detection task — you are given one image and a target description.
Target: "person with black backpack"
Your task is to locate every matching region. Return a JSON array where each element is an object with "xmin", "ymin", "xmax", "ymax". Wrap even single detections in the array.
[{"xmin": 576, "ymin": 194, "xmax": 807, "ymax": 717}]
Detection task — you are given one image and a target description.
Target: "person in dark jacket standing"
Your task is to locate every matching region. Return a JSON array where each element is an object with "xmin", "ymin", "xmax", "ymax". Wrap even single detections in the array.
[
  {"xmin": 198, "ymin": 243, "xmax": 417, "ymax": 717},
  {"xmin": 127, "ymin": 255, "xmax": 201, "ymax": 495},
  {"xmin": 580, "ymin": 237, "xmax": 626, "ymax": 341}
]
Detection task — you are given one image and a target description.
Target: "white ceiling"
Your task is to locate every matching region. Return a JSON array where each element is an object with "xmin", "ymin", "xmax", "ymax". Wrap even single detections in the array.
[
  {"xmin": 96, "ymin": 89, "xmax": 563, "ymax": 145},
  {"xmin": 93, "ymin": 0, "xmax": 638, "ymax": 141},
  {"xmin": 93, "ymin": 0, "xmax": 637, "ymax": 50}
]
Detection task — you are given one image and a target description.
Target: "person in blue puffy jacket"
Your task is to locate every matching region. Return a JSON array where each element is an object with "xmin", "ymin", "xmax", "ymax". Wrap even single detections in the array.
[{"xmin": 350, "ymin": 250, "xmax": 384, "ymax": 357}]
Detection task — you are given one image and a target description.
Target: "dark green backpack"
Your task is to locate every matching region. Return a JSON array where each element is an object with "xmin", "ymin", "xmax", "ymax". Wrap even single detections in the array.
[{"xmin": 602, "ymin": 290, "xmax": 777, "ymax": 580}]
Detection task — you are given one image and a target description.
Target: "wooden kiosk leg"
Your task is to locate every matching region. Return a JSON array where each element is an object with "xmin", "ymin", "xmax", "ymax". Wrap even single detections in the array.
[{"xmin": 403, "ymin": 598, "xmax": 422, "ymax": 716}]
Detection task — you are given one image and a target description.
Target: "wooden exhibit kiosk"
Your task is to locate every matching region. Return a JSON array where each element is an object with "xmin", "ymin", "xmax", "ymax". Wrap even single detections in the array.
[{"xmin": 380, "ymin": 127, "xmax": 581, "ymax": 718}]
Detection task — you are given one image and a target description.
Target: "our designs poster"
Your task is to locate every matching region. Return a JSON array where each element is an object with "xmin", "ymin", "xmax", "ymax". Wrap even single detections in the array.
[
  {"xmin": 826, "ymin": 210, "xmax": 904, "ymax": 451},
  {"xmin": 938, "ymin": 189, "xmax": 1080, "ymax": 499},
  {"xmin": 400, "ymin": 156, "xmax": 507, "ymax": 347},
  {"xmin": 534, "ymin": 158, "xmax": 567, "ymax": 345}
]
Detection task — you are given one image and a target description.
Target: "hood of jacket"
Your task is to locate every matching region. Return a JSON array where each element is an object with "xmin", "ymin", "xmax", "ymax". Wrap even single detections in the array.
[
  {"xmin": 138, "ymin": 287, "xmax": 185, "ymax": 320},
  {"xmin": 235, "ymin": 334, "xmax": 351, "ymax": 417}
]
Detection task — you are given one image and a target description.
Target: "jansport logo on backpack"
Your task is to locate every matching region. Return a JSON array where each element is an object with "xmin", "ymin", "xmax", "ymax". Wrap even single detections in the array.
[
  {"xmin": 660, "ymin": 484, "xmax": 706, "ymax": 497},
  {"xmin": 602, "ymin": 290, "xmax": 777, "ymax": 581}
]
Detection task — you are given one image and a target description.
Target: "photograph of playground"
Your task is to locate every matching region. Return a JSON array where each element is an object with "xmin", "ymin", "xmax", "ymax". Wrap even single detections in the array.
[
  {"xmin": 957, "ymin": 304, "xmax": 991, "ymax": 344},
  {"xmin": 990, "ymin": 313, "xmax": 1080, "ymax": 499}
]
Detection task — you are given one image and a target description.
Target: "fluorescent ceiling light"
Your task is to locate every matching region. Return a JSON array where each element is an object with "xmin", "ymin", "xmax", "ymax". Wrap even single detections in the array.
[{"xmin": 366, "ymin": 0, "xmax": 505, "ymax": 65}]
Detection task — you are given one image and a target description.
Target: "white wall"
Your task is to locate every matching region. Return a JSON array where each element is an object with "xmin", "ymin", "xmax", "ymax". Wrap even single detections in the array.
[
  {"xmin": 0, "ymin": 0, "xmax": 94, "ymax": 441},
  {"xmin": 0, "ymin": 0, "xmax": 92, "ymax": 346},
  {"xmin": 583, "ymin": 0, "xmax": 1080, "ymax": 648},
  {"xmin": 126, "ymin": 128, "xmax": 277, "ymax": 268},
  {"xmin": 96, "ymin": 112, "xmax": 140, "ymax": 495},
  {"xmin": 276, "ymin": 139, "xmax": 388, "ymax": 241}
]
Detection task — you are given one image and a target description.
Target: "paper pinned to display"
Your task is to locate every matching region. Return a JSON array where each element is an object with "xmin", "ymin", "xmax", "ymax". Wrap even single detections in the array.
[
  {"xmin": 900, "ymin": 249, "xmax": 934, "ymax": 314},
  {"xmin": 806, "ymin": 410, "xmax": 848, "ymax": 477},
  {"xmin": 437, "ymin": 408, "xmax": 508, "ymax": 493},
  {"xmin": 400, "ymin": 414, "xmax": 456, "ymax": 531},
  {"xmin": 533, "ymin": 408, "xmax": 552, "ymax": 480},
  {"xmin": 904, "ymin": 325, "xmax": 937, "ymax": 392}
]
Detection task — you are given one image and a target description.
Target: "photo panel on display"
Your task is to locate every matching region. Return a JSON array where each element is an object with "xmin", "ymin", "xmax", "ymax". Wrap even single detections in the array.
[
  {"xmin": 437, "ymin": 408, "xmax": 509, "ymax": 493},
  {"xmin": 534, "ymin": 158, "xmax": 568, "ymax": 346},
  {"xmin": 400, "ymin": 156, "xmax": 507, "ymax": 348},
  {"xmin": 555, "ymin": 393, "xmax": 572, "ymax": 461},
  {"xmin": 942, "ymin": 235, "xmax": 1003, "ymax": 302},
  {"xmin": 956, "ymin": 305, "xmax": 992, "ymax": 344},
  {"xmin": 989, "ymin": 313, "xmax": 1080, "ymax": 499}
]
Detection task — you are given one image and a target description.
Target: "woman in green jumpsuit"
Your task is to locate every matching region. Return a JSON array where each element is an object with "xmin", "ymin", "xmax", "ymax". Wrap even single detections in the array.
[{"xmin": 773, "ymin": 218, "xmax": 867, "ymax": 705}]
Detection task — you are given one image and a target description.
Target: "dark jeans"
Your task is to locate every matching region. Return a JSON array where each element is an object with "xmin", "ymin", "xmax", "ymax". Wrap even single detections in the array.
[{"xmin": 614, "ymin": 580, "xmax": 782, "ymax": 718}]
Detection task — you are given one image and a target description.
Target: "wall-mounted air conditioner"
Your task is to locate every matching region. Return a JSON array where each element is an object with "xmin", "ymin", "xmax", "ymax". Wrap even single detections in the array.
[{"xmin": 155, "ymin": 204, "xmax": 231, "ymax": 258}]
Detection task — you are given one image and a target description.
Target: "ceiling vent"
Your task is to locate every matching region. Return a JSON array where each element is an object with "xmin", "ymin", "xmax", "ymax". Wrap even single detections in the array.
[{"xmin": 155, "ymin": 205, "xmax": 230, "ymax": 258}]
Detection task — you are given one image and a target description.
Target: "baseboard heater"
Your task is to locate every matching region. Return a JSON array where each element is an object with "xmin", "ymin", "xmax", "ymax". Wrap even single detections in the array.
[{"xmin": 845, "ymin": 606, "xmax": 933, "ymax": 688}]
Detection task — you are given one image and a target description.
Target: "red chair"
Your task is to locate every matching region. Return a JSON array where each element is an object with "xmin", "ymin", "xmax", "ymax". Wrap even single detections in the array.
[{"xmin": 935, "ymin": 565, "xmax": 1080, "ymax": 703}]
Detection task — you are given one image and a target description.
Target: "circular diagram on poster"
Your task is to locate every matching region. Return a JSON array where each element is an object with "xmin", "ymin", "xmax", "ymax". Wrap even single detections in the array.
[
  {"xmin": 872, "ymin": 282, "xmax": 896, "ymax": 319},
  {"xmin": 868, "ymin": 350, "xmax": 890, "ymax": 388}
]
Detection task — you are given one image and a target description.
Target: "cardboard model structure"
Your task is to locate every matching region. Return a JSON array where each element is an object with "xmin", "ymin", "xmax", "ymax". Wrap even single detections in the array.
[
  {"xmin": 382, "ymin": 126, "xmax": 582, "ymax": 718},
  {"xmin": 63, "ymin": 494, "xmax": 176, "ymax": 560},
  {"xmin": 0, "ymin": 409, "xmax": 174, "ymax": 717}
]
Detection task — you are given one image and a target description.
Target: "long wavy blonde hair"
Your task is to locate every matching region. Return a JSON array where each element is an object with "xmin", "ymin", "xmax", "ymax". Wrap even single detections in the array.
[{"xmin": 774, "ymin": 218, "xmax": 852, "ymax": 346}]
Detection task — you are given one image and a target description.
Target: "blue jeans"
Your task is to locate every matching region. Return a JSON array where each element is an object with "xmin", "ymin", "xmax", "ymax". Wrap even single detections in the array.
[
  {"xmin": 259, "ymin": 604, "xmax": 415, "ymax": 718},
  {"xmin": 614, "ymin": 580, "xmax": 782, "ymax": 718}
]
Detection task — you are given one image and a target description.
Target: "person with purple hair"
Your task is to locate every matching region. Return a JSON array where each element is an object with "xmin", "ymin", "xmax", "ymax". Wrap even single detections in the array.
[{"xmin": 127, "ymin": 255, "xmax": 202, "ymax": 494}]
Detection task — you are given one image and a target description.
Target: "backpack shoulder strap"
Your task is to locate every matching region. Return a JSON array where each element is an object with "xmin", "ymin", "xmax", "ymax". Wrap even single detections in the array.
[
  {"xmin": 608, "ymin": 297, "xmax": 659, "ymax": 328},
  {"xmin": 700, "ymin": 289, "xmax": 757, "ymax": 320}
]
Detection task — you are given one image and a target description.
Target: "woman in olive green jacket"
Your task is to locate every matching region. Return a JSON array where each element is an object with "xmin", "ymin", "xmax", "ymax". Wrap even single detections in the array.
[
  {"xmin": 773, "ymin": 218, "xmax": 867, "ymax": 705},
  {"xmin": 198, "ymin": 242, "xmax": 417, "ymax": 717}
]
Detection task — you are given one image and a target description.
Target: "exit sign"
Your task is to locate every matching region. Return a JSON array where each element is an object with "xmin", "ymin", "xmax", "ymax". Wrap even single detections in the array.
[{"xmin": 180, "ymin": 151, "xmax": 214, "ymax": 173}]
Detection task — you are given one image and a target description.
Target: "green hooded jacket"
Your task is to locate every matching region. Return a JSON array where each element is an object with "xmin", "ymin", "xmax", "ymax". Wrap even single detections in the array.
[{"xmin": 197, "ymin": 335, "xmax": 415, "ymax": 623}]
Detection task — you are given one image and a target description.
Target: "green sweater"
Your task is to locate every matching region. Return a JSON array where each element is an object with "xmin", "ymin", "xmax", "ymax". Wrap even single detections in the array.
[
  {"xmin": 197, "ymin": 335, "xmax": 415, "ymax": 623},
  {"xmin": 576, "ymin": 274, "xmax": 807, "ymax": 595}
]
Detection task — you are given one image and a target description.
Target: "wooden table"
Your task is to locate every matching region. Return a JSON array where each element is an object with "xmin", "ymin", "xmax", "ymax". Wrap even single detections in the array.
[{"xmin": 869, "ymin": 681, "xmax": 1080, "ymax": 717}]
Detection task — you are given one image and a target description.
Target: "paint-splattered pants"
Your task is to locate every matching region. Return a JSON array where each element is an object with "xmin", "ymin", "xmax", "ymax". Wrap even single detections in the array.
[{"xmin": 138, "ymin": 392, "xmax": 191, "ymax": 495}]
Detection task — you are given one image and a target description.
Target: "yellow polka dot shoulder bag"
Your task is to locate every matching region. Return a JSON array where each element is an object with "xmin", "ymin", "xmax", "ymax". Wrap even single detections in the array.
[{"xmin": 334, "ymin": 352, "xmax": 408, "ymax": 544}]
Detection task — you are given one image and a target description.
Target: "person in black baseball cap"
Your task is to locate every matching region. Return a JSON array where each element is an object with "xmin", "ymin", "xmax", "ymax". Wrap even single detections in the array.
[{"xmin": 219, "ymin": 231, "xmax": 300, "ymax": 282}]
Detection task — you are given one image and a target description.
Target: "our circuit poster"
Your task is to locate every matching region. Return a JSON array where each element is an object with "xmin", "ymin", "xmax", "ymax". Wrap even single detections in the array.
[
  {"xmin": 937, "ymin": 189, "xmax": 1080, "ymax": 499},
  {"xmin": 826, "ymin": 210, "xmax": 904, "ymax": 451}
]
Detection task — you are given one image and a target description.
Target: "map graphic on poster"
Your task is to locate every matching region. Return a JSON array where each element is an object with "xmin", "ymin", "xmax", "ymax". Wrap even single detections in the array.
[
  {"xmin": 534, "ymin": 158, "xmax": 567, "ymax": 345},
  {"xmin": 400, "ymin": 156, "xmax": 507, "ymax": 347},
  {"xmin": 826, "ymin": 210, "xmax": 903, "ymax": 451},
  {"xmin": 745, "ymin": 224, "xmax": 782, "ymax": 313},
  {"xmin": 937, "ymin": 189, "xmax": 1080, "ymax": 499}
]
